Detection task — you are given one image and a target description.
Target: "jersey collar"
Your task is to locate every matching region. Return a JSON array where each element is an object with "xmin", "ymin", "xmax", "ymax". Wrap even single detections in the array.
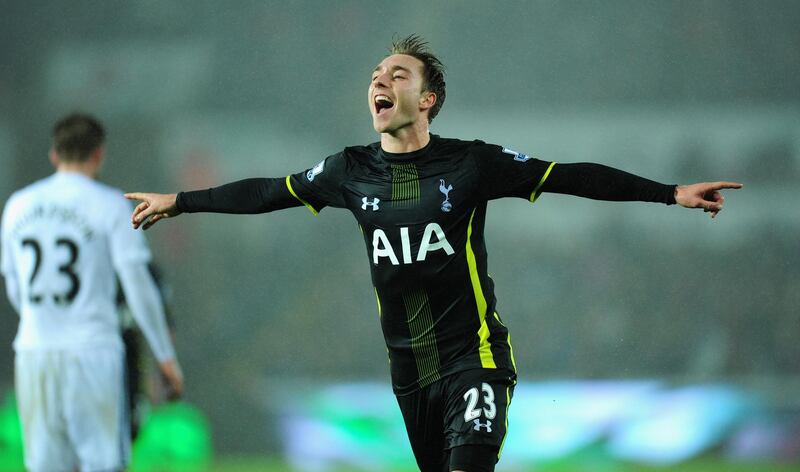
[{"xmin": 379, "ymin": 134, "xmax": 437, "ymax": 162}]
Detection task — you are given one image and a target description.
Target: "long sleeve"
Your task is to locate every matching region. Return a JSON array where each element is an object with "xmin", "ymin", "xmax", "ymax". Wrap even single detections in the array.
[
  {"xmin": 116, "ymin": 262, "xmax": 175, "ymax": 362},
  {"xmin": 540, "ymin": 162, "xmax": 676, "ymax": 204},
  {"xmin": 472, "ymin": 142, "xmax": 675, "ymax": 204},
  {"xmin": 3, "ymin": 273, "xmax": 20, "ymax": 315},
  {"xmin": 176, "ymin": 177, "xmax": 302, "ymax": 214},
  {"xmin": 1, "ymin": 199, "xmax": 19, "ymax": 314}
]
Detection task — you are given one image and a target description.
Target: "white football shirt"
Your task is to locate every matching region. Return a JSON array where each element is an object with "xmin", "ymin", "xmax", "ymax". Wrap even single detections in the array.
[{"xmin": 1, "ymin": 172, "xmax": 152, "ymax": 352}]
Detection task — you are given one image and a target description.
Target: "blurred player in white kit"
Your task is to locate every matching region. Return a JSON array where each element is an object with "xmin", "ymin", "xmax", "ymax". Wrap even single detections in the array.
[{"xmin": 0, "ymin": 113, "xmax": 183, "ymax": 471}]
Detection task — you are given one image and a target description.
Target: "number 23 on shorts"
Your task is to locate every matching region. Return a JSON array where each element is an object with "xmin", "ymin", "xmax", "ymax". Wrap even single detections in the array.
[{"xmin": 463, "ymin": 382, "xmax": 497, "ymax": 430}]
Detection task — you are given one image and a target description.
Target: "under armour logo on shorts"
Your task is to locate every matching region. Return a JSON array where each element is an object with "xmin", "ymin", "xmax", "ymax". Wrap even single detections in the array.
[{"xmin": 473, "ymin": 419, "xmax": 492, "ymax": 433}]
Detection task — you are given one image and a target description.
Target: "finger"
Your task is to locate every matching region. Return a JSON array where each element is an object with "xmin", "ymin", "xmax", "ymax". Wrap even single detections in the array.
[
  {"xmin": 132, "ymin": 203, "xmax": 149, "ymax": 229},
  {"xmin": 703, "ymin": 191, "xmax": 723, "ymax": 204},
  {"xmin": 134, "ymin": 200, "xmax": 149, "ymax": 212},
  {"xmin": 144, "ymin": 212, "xmax": 172, "ymax": 230},
  {"xmin": 703, "ymin": 206, "xmax": 720, "ymax": 217},
  {"xmin": 700, "ymin": 199, "xmax": 723, "ymax": 212},
  {"xmin": 124, "ymin": 192, "xmax": 146, "ymax": 201},
  {"xmin": 142, "ymin": 213, "xmax": 165, "ymax": 230},
  {"xmin": 707, "ymin": 181, "xmax": 743, "ymax": 191},
  {"xmin": 132, "ymin": 201, "xmax": 149, "ymax": 222},
  {"xmin": 133, "ymin": 204, "xmax": 159, "ymax": 226}
]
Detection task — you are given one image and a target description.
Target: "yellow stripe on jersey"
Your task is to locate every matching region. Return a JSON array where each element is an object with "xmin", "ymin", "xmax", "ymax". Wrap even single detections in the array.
[
  {"xmin": 529, "ymin": 161, "xmax": 557, "ymax": 203},
  {"xmin": 466, "ymin": 208, "xmax": 496, "ymax": 369},
  {"xmin": 494, "ymin": 312, "xmax": 518, "ymax": 373},
  {"xmin": 285, "ymin": 175, "xmax": 319, "ymax": 216},
  {"xmin": 374, "ymin": 287, "xmax": 382, "ymax": 317},
  {"xmin": 507, "ymin": 332, "xmax": 517, "ymax": 372}
]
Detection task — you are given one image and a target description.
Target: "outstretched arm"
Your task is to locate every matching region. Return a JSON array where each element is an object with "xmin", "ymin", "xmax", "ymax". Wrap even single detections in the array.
[
  {"xmin": 541, "ymin": 163, "xmax": 742, "ymax": 218},
  {"xmin": 126, "ymin": 177, "xmax": 302, "ymax": 230}
]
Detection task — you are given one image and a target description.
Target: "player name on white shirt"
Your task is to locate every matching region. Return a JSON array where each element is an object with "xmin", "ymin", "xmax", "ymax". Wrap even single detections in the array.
[{"xmin": 1, "ymin": 172, "xmax": 152, "ymax": 352}]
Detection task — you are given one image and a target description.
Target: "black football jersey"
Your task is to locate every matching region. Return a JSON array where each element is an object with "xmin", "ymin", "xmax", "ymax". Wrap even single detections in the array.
[{"xmin": 287, "ymin": 135, "xmax": 554, "ymax": 395}]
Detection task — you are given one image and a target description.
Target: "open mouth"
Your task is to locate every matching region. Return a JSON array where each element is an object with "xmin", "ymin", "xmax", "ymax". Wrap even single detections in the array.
[{"xmin": 374, "ymin": 95, "xmax": 394, "ymax": 115}]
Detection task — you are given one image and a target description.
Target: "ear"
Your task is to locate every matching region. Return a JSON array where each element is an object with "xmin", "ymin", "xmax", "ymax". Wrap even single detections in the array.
[
  {"xmin": 48, "ymin": 148, "xmax": 59, "ymax": 168},
  {"xmin": 90, "ymin": 146, "xmax": 105, "ymax": 168},
  {"xmin": 92, "ymin": 146, "xmax": 104, "ymax": 160},
  {"xmin": 419, "ymin": 91, "xmax": 437, "ymax": 113}
]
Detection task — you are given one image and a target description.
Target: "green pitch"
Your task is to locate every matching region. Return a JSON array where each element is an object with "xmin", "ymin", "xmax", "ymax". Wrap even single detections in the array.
[
  {"xmin": 0, "ymin": 455, "xmax": 793, "ymax": 471},
  {"xmin": 210, "ymin": 456, "xmax": 796, "ymax": 472}
]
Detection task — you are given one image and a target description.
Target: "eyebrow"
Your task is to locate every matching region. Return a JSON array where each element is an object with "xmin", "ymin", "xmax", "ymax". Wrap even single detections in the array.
[{"xmin": 373, "ymin": 65, "xmax": 413, "ymax": 74}]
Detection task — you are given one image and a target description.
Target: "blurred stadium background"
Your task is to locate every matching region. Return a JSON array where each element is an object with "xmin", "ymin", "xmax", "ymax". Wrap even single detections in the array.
[{"xmin": 1, "ymin": 1, "xmax": 798, "ymax": 470}]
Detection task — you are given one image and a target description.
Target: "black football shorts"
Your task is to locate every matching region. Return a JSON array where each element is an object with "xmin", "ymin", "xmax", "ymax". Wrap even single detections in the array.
[{"xmin": 396, "ymin": 368, "xmax": 516, "ymax": 471}]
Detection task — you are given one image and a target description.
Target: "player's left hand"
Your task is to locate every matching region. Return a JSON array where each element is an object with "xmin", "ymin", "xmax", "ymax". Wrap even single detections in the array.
[{"xmin": 674, "ymin": 181, "xmax": 743, "ymax": 218}]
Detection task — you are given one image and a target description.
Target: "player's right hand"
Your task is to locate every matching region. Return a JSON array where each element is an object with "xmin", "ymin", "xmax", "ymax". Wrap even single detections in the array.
[
  {"xmin": 124, "ymin": 192, "xmax": 181, "ymax": 230},
  {"xmin": 158, "ymin": 359, "xmax": 184, "ymax": 401}
]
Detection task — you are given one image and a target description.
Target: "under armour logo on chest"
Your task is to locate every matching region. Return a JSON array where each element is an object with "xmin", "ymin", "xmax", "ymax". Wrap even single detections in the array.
[
  {"xmin": 362, "ymin": 197, "xmax": 380, "ymax": 211},
  {"xmin": 473, "ymin": 419, "xmax": 493, "ymax": 433}
]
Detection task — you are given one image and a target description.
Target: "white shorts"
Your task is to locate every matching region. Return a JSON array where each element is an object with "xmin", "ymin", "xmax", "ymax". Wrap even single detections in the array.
[{"xmin": 15, "ymin": 347, "xmax": 130, "ymax": 472}]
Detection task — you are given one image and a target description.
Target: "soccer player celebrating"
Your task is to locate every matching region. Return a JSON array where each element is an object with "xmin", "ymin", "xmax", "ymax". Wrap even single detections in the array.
[
  {"xmin": 126, "ymin": 36, "xmax": 741, "ymax": 472},
  {"xmin": 1, "ymin": 113, "xmax": 183, "ymax": 472}
]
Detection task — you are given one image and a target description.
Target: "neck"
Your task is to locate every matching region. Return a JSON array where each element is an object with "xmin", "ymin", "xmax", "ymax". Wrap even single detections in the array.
[
  {"xmin": 380, "ymin": 120, "xmax": 430, "ymax": 153},
  {"xmin": 56, "ymin": 162, "xmax": 97, "ymax": 179}
]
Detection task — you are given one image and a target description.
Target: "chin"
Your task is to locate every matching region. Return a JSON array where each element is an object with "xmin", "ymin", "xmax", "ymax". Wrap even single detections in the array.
[{"xmin": 372, "ymin": 119, "xmax": 390, "ymax": 134}]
